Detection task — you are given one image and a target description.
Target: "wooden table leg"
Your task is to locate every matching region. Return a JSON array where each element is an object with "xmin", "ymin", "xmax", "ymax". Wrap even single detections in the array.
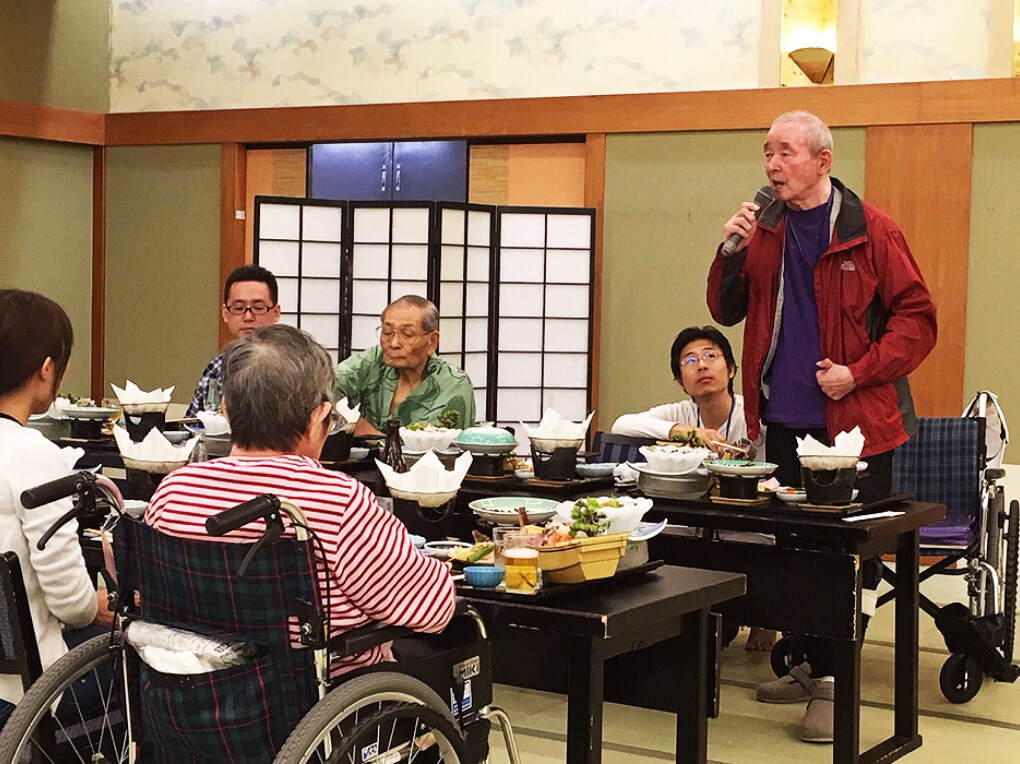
[
  {"xmin": 566, "ymin": 636, "xmax": 604, "ymax": 764},
  {"xmin": 675, "ymin": 608, "xmax": 709, "ymax": 763},
  {"xmin": 894, "ymin": 529, "xmax": 920, "ymax": 739}
]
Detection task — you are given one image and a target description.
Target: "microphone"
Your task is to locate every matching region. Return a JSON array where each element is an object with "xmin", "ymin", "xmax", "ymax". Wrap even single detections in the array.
[{"xmin": 721, "ymin": 185, "xmax": 775, "ymax": 256}]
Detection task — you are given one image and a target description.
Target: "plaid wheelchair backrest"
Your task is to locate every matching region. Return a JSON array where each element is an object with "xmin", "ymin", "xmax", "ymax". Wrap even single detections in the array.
[
  {"xmin": 591, "ymin": 431, "xmax": 653, "ymax": 463},
  {"xmin": 0, "ymin": 552, "xmax": 43, "ymax": 692},
  {"xmin": 112, "ymin": 517, "xmax": 323, "ymax": 763},
  {"xmin": 892, "ymin": 417, "xmax": 985, "ymax": 546}
]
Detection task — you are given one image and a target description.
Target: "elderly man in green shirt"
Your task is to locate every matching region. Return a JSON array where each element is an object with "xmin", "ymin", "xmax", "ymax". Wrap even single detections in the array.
[{"xmin": 335, "ymin": 295, "xmax": 476, "ymax": 436}]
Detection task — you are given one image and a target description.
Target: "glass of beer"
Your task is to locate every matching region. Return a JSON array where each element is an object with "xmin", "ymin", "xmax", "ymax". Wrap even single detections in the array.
[{"xmin": 502, "ymin": 531, "xmax": 540, "ymax": 592}]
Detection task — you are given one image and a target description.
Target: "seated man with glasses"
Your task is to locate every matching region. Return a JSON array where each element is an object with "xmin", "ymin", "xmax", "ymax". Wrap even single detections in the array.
[
  {"xmin": 186, "ymin": 264, "xmax": 282, "ymax": 416},
  {"xmin": 612, "ymin": 324, "xmax": 760, "ymax": 453},
  {"xmin": 612, "ymin": 323, "xmax": 774, "ymax": 650},
  {"xmin": 334, "ymin": 295, "xmax": 475, "ymax": 436}
]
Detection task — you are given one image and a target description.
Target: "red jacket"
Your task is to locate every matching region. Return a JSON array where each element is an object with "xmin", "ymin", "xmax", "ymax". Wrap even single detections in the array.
[{"xmin": 707, "ymin": 179, "xmax": 937, "ymax": 457}]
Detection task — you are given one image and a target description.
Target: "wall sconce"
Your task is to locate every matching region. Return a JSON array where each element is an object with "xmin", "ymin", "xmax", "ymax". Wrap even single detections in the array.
[{"xmin": 788, "ymin": 46, "xmax": 835, "ymax": 84}]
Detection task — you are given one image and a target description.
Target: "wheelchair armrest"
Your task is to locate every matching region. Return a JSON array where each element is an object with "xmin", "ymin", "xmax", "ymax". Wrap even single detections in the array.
[
  {"xmin": 328, "ymin": 622, "xmax": 414, "ymax": 657},
  {"xmin": 327, "ymin": 599, "xmax": 474, "ymax": 657},
  {"xmin": 986, "ymin": 468, "xmax": 1006, "ymax": 481}
]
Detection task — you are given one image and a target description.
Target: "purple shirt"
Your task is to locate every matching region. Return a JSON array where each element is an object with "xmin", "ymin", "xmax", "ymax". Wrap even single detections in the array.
[{"xmin": 764, "ymin": 193, "xmax": 834, "ymax": 428}]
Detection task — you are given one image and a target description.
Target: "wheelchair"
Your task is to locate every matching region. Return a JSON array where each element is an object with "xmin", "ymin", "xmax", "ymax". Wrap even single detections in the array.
[
  {"xmin": 767, "ymin": 399, "xmax": 1019, "ymax": 704},
  {"xmin": 0, "ymin": 471, "xmax": 520, "ymax": 763}
]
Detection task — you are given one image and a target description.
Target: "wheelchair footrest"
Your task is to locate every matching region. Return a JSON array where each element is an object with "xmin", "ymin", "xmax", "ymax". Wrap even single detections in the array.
[{"xmin": 935, "ymin": 603, "xmax": 1019, "ymax": 681}]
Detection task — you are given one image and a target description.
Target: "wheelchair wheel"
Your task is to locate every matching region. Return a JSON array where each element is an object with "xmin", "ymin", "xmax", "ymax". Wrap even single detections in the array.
[
  {"xmin": 0, "ymin": 633, "xmax": 132, "ymax": 763},
  {"xmin": 274, "ymin": 672, "xmax": 470, "ymax": 763},
  {"xmin": 1003, "ymin": 500, "xmax": 1020, "ymax": 663},
  {"xmin": 770, "ymin": 635, "xmax": 808, "ymax": 678},
  {"xmin": 939, "ymin": 653, "xmax": 984, "ymax": 704}
]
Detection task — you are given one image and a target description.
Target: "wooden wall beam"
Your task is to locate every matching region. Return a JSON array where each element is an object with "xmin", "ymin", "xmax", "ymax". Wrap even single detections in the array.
[
  {"xmin": 864, "ymin": 123, "xmax": 972, "ymax": 417},
  {"xmin": 0, "ymin": 99, "xmax": 105, "ymax": 145},
  {"xmin": 585, "ymin": 134, "xmax": 607, "ymax": 433},
  {"xmin": 90, "ymin": 146, "xmax": 106, "ymax": 401},
  {"xmin": 218, "ymin": 143, "xmax": 247, "ymax": 349},
  {"xmin": 103, "ymin": 78, "xmax": 1020, "ymax": 147}
]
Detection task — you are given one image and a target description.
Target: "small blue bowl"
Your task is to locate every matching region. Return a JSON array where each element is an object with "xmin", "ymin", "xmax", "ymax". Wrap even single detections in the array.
[{"xmin": 463, "ymin": 566, "xmax": 504, "ymax": 589}]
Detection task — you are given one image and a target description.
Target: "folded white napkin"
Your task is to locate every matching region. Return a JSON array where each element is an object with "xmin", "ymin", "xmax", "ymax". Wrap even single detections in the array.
[
  {"xmin": 797, "ymin": 426, "xmax": 864, "ymax": 469},
  {"xmin": 112, "ymin": 380, "xmax": 174, "ymax": 405},
  {"xmin": 196, "ymin": 410, "xmax": 231, "ymax": 436},
  {"xmin": 46, "ymin": 397, "xmax": 72, "ymax": 419},
  {"xmin": 522, "ymin": 409, "xmax": 594, "ymax": 440},
  {"xmin": 334, "ymin": 397, "xmax": 361, "ymax": 432},
  {"xmin": 377, "ymin": 450, "xmax": 473, "ymax": 505},
  {"xmin": 114, "ymin": 426, "xmax": 199, "ymax": 465},
  {"xmin": 59, "ymin": 447, "xmax": 85, "ymax": 470}
]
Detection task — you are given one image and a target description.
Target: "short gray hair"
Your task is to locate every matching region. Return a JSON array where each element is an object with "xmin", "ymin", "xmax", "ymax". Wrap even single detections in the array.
[
  {"xmin": 772, "ymin": 111, "xmax": 833, "ymax": 155},
  {"xmin": 222, "ymin": 324, "xmax": 334, "ymax": 451},
  {"xmin": 382, "ymin": 295, "xmax": 439, "ymax": 333}
]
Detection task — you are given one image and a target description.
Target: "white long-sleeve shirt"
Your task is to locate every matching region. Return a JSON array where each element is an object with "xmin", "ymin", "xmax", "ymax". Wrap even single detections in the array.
[
  {"xmin": 0, "ymin": 420, "xmax": 98, "ymax": 705},
  {"xmin": 611, "ymin": 395, "xmax": 752, "ymax": 444}
]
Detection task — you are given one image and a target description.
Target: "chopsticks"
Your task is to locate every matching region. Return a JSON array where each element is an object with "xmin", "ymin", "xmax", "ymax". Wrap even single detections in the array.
[{"xmin": 710, "ymin": 440, "xmax": 749, "ymax": 454}]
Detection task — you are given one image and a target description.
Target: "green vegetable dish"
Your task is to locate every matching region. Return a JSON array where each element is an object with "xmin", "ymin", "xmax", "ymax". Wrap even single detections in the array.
[{"xmin": 568, "ymin": 497, "xmax": 616, "ymax": 537}]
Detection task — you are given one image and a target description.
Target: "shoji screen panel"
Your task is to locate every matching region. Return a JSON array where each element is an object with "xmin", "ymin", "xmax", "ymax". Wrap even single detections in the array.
[
  {"xmin": 494, "ymin": 208, "xmax": 595, "ymax": 431},
  {"xmin": 254, "ymin": 197, "xmax": 345, "ymax": 363},
  {"xmin": 437, "ymin": 204, "xmax": 494, "ymax": 420},
  {"xmin": 350, "ymin": 203, "xmax": 433, "ymax": 353}
]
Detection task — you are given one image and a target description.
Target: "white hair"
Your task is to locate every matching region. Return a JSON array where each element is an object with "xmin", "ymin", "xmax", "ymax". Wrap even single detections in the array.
[{"xmin": 772, "ymin": 111, "xmax": 833, "ymax": 155}]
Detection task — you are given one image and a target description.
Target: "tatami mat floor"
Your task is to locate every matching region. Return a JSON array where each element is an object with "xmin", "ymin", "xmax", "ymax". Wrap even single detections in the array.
[{"xmin": 486, "ymin": 582, "xmax": 1020, "ymax": 763}]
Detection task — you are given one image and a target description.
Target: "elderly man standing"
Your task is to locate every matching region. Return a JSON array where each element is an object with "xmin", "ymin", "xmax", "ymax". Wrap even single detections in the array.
[
  {"xmin": 335, "ymin": 295, "xmax": 475, "ymax": 436},
  {"xmin": 707, "ymin": 110, "xmax": 937, "ymax": 743},
  {"xmin": 186, "ymin": 264, "xmax": 281, "ymax": 416}
]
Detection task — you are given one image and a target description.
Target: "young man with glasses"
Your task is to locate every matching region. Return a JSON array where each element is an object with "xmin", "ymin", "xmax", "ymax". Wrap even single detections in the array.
[
  {"xmin": 334, "ymin": 295, "xmax": 475, "ymax": 436},
  {"xmin": 612, "ymin": 325, "xmax": 758, "ymax": 456},
  {"xmin": 185, "ymin": 265, "xmax": 282, "ymax": 416}
]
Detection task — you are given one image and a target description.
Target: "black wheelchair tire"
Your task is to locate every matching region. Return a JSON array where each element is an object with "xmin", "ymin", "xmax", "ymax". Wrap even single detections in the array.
[
  {"xmin": 770, "ymin": 635, "xmax": 808, "ymax": 678},
  {"xmin": 0, "ymin": 632, "xmax": 131, "ymax": 763},
  {"xmin": 1003, "ymin": 500, "xmax": 1019, "ymax": 664},
  {"xmin": 274, "ymin": 671, "xmax": 469, "ymax": 763},
  {"xmin": 939, "ymin": 653, "xmax": 984, "ymax": 704},
  {"xmin": 328, "ymin": 702, "xmax": 467, "ymax": 763}
]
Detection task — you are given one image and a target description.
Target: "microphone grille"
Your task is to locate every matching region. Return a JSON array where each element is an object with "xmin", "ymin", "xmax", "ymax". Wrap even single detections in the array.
[{"xmin": 754, "ymin": 185, "xmax": 775, "ymax": 208}]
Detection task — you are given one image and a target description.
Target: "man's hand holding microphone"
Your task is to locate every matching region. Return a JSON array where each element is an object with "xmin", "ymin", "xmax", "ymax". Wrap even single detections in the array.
[{"xmin": 720, "ymin": 186, "xmax": 774, "ymax": 256}]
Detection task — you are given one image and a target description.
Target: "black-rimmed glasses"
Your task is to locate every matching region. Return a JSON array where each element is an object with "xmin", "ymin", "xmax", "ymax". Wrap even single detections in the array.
[{"xmin": 225, "ymin": 303, "xmax": 275, "ymax": 316}]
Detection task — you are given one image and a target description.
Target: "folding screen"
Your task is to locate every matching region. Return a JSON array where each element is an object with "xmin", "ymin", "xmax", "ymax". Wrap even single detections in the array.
[
  {"xmin": 254, "ymin": 196, "xmax": 594, "ymax": 429},
  {"xmin": 493, "ymin": 208, "xmax": 594, "ymax": 431}
]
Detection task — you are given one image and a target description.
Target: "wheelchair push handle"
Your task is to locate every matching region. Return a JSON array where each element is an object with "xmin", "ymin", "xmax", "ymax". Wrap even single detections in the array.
[
  {"xmin": 21, "ymin": 472, "xmax": 92, "ymax": 509},
  {"xmin": 205, "ymin": 494, "xmax": 281, "ymax": 537}
]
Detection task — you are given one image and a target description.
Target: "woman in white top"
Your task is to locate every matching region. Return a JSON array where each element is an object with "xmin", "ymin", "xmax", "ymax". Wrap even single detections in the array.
[
  {"xmin": 611, "ymin": 325, "xmax": 773, "ymax": 650},
  {"xmin": 612, "ymin": 325, "xmax": 761, "ymax": 455},
  {"xmin": 0, "ymin": 290, "xmax": 113, "ymax": 723}
]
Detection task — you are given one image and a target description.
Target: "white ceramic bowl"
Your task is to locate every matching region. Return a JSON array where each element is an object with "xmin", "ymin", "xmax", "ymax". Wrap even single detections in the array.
[
  {"xmin": 638, "ymin": 445, "xmax": 711, "ymax": 475},
  {"xmin": 400, "ymin": 427, "xmax": 461, "ymax": 452},
  {"xmin": 575, "ymin": 462, "xmax": 617, "ymax": 478},
  {"xmin": 553, "ymin": 496, "xmax": 653, "ymax": 535}
]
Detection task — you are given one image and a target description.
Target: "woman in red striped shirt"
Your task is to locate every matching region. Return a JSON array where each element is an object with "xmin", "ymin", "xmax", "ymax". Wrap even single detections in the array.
[{"xmin": 146, "ymin": 324, "xmax": 455, "ymax": 674}]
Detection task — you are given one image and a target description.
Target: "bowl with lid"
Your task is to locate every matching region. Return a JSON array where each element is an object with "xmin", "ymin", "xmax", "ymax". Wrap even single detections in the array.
[{"xmin": 453, "ymin": 425, "xmax": 518, "ymax": 456}]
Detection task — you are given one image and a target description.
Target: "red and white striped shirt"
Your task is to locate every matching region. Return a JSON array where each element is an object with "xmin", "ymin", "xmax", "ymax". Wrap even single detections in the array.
[{"xmin": 145, "ymin": 455, "xmax": 455, "ymax": 673}]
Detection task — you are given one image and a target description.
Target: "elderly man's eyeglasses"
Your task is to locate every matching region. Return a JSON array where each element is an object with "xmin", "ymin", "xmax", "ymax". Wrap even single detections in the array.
[
  {"xmin": 376, "ymin": 324, "xmax": 431, "ymax": 341},
  {"xmin": 225, "ymin": 303, "xmax": 275, "ymax": 316},
  {"xmin": 324, "ymin": 404, "xmax": 344, "ymax": 436},
  {"xmin": 680, "ymin": 350, "xmax": 724, "ymax": 368}
]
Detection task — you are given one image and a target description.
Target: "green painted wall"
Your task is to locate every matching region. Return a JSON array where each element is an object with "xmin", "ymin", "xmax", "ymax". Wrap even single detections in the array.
[
  {"xmin": 104, "ymin": 145, "xmax": 221, "ymax": 404},
  {"xmin": 0, "ymin": 0, "xmax": 109, "ymax": 111},
  {"xmin": 967, "ymin": 125, "xmax": 1020, "ymax": 424},
  {"xmin": 599, "ymin": 128, "xmax": 866, "ymax": 428},
  {"xmin": 0, "ymin": 136, "xmax": 93, "ymax": 396}
]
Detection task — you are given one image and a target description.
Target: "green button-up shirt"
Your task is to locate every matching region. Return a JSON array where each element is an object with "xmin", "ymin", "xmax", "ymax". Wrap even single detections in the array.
[{"xmin": 334, "ymin": 346, "xmax": 476, "ymax": 432}]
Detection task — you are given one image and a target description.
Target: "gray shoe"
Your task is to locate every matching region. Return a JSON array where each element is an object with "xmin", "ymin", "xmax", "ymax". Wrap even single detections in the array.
[
  {"xmin": 799, "ymin": 678, "xmax": 834, "ymax": 743},
  {"xmin": 756, "ymin": 661, "xmax": 814, "ymax": 704}
]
